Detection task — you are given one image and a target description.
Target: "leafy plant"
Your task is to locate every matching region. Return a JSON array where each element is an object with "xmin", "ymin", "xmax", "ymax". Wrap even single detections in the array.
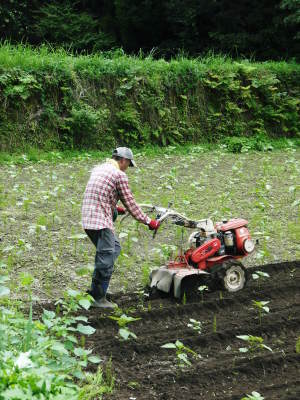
[
  {"xmin": 187, "ymin": 318, "xmax": 202, "ymax": 334},
  {"xmin": 252, "ymin": 300, "xmax": 270, "ymax": 325},
  {"xmin": 0, "ymin": 283, "xmax": 102, "ymax": 399},
  {"xmin": 67, "ymin": 233, "xmax": 87, "ymax": 255},
  {"xmin": 198, "ymin": 285, "xmax": 208, "ymax": 303},
  {"xmin": 241, "ymin": 391, "xmax": 264, "ymax": 400},
  {"xmin": 109, "ymin": 313, "xmax": 141, "ymax": 341},
  {"xmin": 161, "ymin": 340, "xmax": 199, "ymax": 369},
  {"xmin": 252, "ymin": 270, "xmax": 270, "ymax": 289},
  {"xmin": 237, "ymin": 335, "xmax": 273, "ymax": 353},
  {"xmin": 55, "ymin": 288, "xmax": 93, "ymax": 315}
]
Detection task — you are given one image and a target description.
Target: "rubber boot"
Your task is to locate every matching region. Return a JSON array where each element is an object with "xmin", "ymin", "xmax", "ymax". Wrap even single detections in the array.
[
  {"xmin": 92, "ymin": 297, "xmax": 118, "ymax": 309},
  {"xmin": 90, "ymin": 279, "xmax": 118, "ymax": 309}
]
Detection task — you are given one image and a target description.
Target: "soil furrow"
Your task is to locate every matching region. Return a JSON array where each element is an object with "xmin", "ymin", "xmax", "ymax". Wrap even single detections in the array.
[{"xmin": 33, "ymin": 261, "xmax": 300, "ymax": 400}]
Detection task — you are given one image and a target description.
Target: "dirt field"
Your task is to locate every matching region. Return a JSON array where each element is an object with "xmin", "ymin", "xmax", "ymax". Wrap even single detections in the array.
[
  {"xmin": 1, "ymin": 149, "xmax": 299, "ymax": 301},
  {"xmin": 80, "ymin": 261, "xmax": 300, "ymax": 400}
]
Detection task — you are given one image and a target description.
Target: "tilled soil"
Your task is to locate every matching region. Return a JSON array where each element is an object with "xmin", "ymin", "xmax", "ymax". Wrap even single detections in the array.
[{"xmin": 83, "ymin": 261, "xmax": 300, "ymax": 400}]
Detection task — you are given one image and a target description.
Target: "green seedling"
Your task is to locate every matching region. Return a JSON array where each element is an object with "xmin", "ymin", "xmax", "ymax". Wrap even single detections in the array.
[
  {"xmin": 236, "ymin": 335, "xmax": 272, "ymax": 353},
  {"xmin": 49, "ymin": 211, "xmax": 62, "ymax": 227},
  {"xmin": 109, "ymin": 313, "xmax": 141, "ymax": 341},
  {"xmin": 187, "ymin": 318, "xmax": 202, "ymax": 334},
  {"xmin": 55, "ymin": 288, "xmax": 93, "ymax": 316},
  {"xmin": 68, "ymin": 233, "xmax": 86, "ymax": 255},
  {"xmin": 296, "ymin": 337, "xmax": 300, "ymax": 353},
  {"xmin": 127, "ymin": 381, "xmax": 140, "ymax": 390},
  {"xmin": 135, "ymin": 288, "xmax": 149, "ymax": 310},
  {"xmin": 75, "ymin": 264, "xmax": 94, "ymax": 277},
  {"xmin": 241, "ymin": 392, "xmax": 264, "ymax": 400},
  {"xmin": 29, "ymin": 223, "xmax": 47, "ymax": 237},
  {"xmin": 23, "ymin": 198, "xmax": 33, "ymax": 216},
  {"xmin": 252, "ymin": 270, "xmax": 270, "ymax": 289},
  {"xmin": 2, "ymin": 245, "xmax": 17, "ymax": 270},
  {"xmin": 161, "ymin": 340, "xmax": 199, "ymax": 369},
  {"xmin": 20, "ymin": 273, "xmax": 34, "ymax": 352},
  {"xmin": 198, "ymin": 285, "xmax": 208, "ymax": 303},
  {"xmin": 141, "ymin": 263, "xmax": 151, "ymax": 287},
  {"xmin": 252, "ymin": 300, "xmax": 270, "ymax": 325}
]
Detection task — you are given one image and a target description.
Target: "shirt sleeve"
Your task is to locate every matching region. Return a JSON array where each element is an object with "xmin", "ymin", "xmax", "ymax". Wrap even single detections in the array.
[{"xmin": 116, "ymin": 173, "xmax": 151, "ymax": 225}]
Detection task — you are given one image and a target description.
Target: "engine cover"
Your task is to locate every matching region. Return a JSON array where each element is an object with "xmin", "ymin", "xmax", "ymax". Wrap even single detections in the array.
[{"xmin": 190, "ymin": 238, "xmax": 221, "ymax": 264}]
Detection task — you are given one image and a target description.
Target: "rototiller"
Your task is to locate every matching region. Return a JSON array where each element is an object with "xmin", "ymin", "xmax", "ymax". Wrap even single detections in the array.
[{"xmin": 131, "ymin": 205, "xmax": 255, "ymax": 298}]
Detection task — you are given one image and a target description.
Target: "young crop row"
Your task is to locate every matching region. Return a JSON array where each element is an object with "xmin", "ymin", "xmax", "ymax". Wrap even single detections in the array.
[
  {"xmin": 0, "ymin": 148, "xmax": 299, "ymax": 298},
  {"xmin": 0, "ymin": 274, "xmax": 113, "ymax": 399}
]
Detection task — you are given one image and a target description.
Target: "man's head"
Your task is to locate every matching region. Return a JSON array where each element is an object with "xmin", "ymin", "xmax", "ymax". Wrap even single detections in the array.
[{"xmin": 112, "ymin": 147, "xmax": 136, "ymax": 171}]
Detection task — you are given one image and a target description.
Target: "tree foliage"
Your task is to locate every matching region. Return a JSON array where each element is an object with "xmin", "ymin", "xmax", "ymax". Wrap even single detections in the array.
[
  {"xmin": 280, "ymin": 0, "xmax": 300, "ymax": 39},
  {"xmin": 33, "ymin": 1, "xmax": 115, "ymax": 52},
  {"xmin": 0, "ymin": 0, "xmax": 299, "ymax": 60}
]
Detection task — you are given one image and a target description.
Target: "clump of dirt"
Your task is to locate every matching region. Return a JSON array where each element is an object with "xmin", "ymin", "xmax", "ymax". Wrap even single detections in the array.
[{"xmin": 82, "ymin": 261, "xmax": 300, "ymax": 400}]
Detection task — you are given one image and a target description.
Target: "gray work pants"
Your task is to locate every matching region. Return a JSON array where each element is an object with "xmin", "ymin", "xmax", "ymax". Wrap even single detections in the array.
[{"xmin": 85, "ymin": 228, "xmax": 121, "ymax": 299}]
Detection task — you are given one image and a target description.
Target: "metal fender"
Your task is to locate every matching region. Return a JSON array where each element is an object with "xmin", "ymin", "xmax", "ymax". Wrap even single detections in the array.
[
  {"xmin": 150, "ymin": 266, "xmax": 177, "ymax": 294},
  {"xmin": 173, "ymin": 269, "xmax": 209, "ymax": 298}
]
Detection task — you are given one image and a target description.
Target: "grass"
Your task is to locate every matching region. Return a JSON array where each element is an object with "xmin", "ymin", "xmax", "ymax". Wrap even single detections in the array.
[
  {"xmin": 0, "ymin": 137, "xmax": 299, "ymax": 165},
  {"xmin": 0, "ymin": 43, "xmax": 299, "ymax": 76},
  {"xmin": 0, "ymin": 146, "xmax": 299, "ymax": 301}
]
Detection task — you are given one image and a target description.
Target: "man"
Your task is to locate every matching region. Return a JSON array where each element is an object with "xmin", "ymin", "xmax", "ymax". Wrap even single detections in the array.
[{"xmin": 82, "ymin": 147, "xmax": 160, "ymax": 309}]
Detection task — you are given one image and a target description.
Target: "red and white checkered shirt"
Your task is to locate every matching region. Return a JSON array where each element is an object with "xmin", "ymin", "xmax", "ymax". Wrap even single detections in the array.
[{"xmin": 82, "ymin": 160, "xmax": 151, "ymax": 231}]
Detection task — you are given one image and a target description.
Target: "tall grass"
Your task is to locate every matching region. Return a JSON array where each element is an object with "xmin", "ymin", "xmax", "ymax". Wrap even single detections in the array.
[{"xmin": 0, "ymin": 42, "xmax": 298, "ymax": 75}]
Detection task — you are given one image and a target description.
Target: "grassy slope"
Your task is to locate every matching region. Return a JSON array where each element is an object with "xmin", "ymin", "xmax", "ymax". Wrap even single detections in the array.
[{"xmin": 0, "ymin": 44, "xmax": 299, "ymax": 151}]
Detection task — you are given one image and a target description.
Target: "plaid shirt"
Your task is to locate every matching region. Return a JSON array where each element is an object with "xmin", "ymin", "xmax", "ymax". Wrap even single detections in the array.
[{"xmin": 82, "ymin": 160, "xmax": 150, "ymax": 231}]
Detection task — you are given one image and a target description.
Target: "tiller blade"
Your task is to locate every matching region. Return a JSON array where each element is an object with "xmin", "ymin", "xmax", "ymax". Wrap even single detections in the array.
[{"xmin": 150, "ymin": 266, "xmax": 209, "ymax": 299}]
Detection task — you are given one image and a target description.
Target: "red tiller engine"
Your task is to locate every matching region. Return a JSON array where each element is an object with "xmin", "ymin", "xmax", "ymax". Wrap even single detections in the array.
[{"xmin": 182, "ymin": 218, "xmax": 255, "ymax": 271}]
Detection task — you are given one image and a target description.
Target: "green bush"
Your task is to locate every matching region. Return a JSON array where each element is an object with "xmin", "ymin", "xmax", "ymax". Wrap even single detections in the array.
[
  {"xmin": 61, "ymin": 103, "xmax": 112, "ymax": 149},
  {"xmin": 0, "ymin": 44, "xmax": 299, "ymax": 152},
  {"xmin": 223, "ymin": 134, "xmax": 274, "ymax": 153}
]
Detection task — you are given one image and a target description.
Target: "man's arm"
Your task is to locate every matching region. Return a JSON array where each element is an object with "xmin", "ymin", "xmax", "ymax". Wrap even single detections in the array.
[{"xmin": 116, "ymin": 174, "xmax": 151, "ymax": 225}]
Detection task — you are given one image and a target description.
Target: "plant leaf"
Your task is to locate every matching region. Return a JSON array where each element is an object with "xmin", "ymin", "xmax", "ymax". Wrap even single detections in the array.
[
  {"xmin": 88, "ymin": 355, "xmax": 102, "ymax": 363},
  {"xmin": 79, "ymin": 299, "xmax": 91, "ymax": 310},
  {"xmin": 0, "ymin": 286, "xmax": 10, "ymax": 297},
  {"xmin": 236, "ymin": 335, "xmax": 250, "ymax": 341},
  {"xmin": 239, "ymin": 347, "xmax": 249, "ymax": 353},
  {"xmin": 77, "ymin": 324, "xmax": 96, "ymax": 335},
  {"xmin": 161, "ymin": 343, "xmax": 177, "ymax": 349},
  {"xmin": 52, "ymin": 342, "xmax": 69, "ymax": 355},
  {"xmin": 262, "ymin": 344, "xmax": 273, "ymax": 352},
  {"xmin": 119, "ymin": 328, "xmax": 130, "ymax": 340}
]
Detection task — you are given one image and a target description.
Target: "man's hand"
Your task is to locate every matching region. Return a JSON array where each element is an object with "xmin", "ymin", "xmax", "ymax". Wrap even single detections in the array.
[
  {"xmin": 116, "ymin": 206, "xmax": 126, "ymax": 215},
  {"xmin": 148, "ymin": 219, "xmax": 160, "ymax": 231}
]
